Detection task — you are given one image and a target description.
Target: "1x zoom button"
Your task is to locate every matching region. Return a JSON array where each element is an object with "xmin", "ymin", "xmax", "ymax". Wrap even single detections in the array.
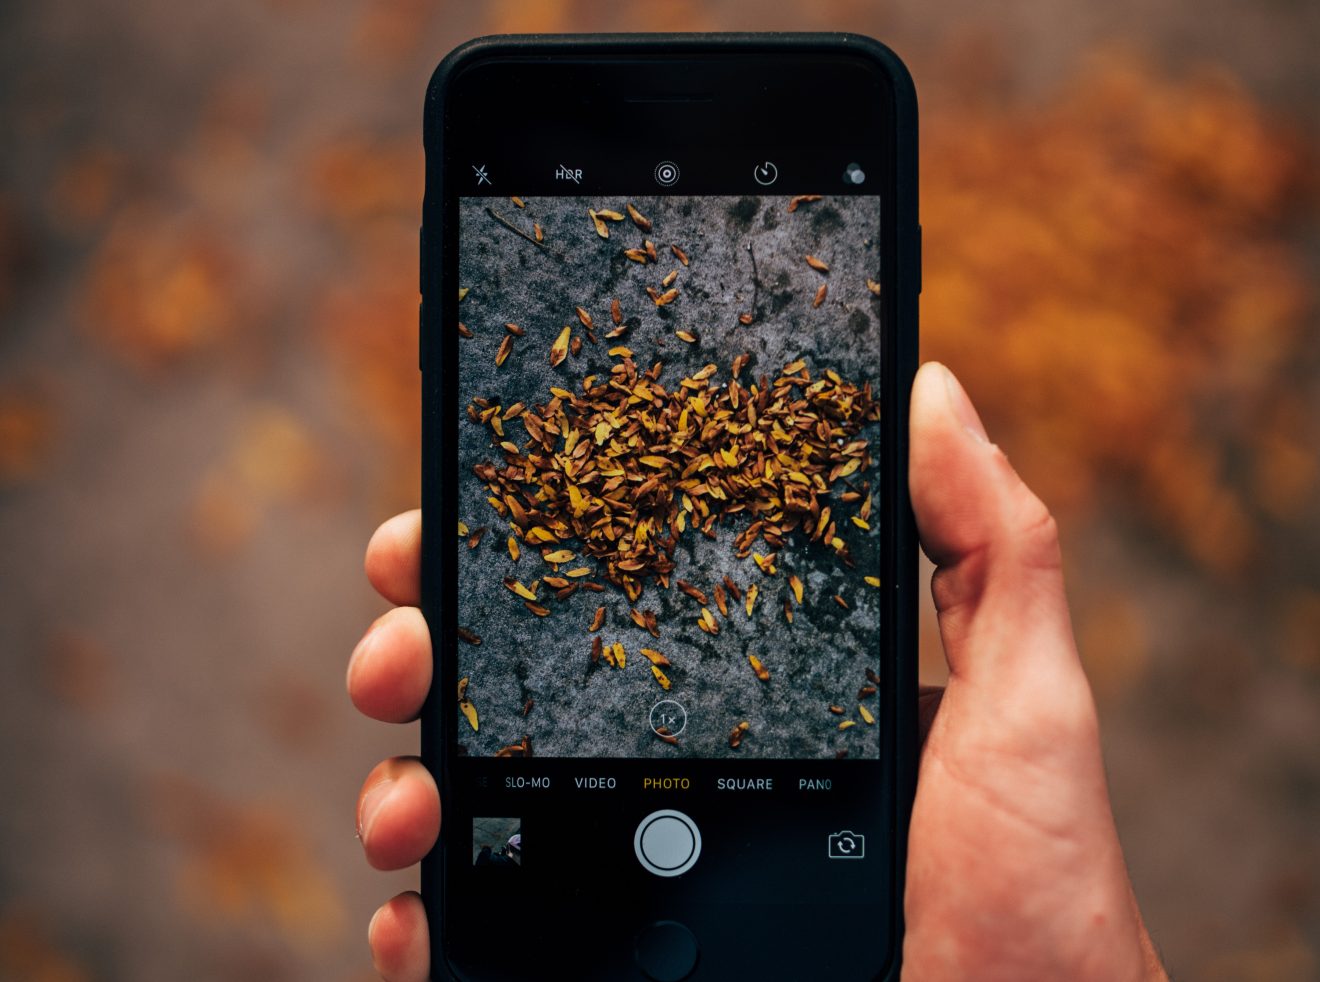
[{"xmin": 634, "ymin": 809, "xmax": 701, "ymax": 877}]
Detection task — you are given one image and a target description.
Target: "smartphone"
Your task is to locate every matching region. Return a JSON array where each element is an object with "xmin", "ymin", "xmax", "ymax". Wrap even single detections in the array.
[{"xmin": 419, "ymin": 33, "xmax": 918, "ymax": 981}]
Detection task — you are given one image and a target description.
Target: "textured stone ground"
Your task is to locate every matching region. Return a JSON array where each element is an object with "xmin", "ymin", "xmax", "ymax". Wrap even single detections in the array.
[{"xmin": 455, "ymin": 194, "xmax": 884, "ymax": 758}]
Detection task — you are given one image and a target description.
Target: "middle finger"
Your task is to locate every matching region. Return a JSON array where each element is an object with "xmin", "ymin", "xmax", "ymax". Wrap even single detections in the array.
[
  {"xmin": 357, "ymin": 756, "xmax": 441, "ymax": 871},
  {"xmin": 348, "ymin": 606, "xmax": 433, "ymax": 723}
]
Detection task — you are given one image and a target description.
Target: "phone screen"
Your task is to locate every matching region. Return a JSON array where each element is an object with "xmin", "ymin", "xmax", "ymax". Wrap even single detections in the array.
[
  {"xmin": 423, "ymin": 40, "xmax": 914, "ymax": 981},
  {"xmin": 455, "ymin": 192, "xmax": 884, "ymax": 762}
]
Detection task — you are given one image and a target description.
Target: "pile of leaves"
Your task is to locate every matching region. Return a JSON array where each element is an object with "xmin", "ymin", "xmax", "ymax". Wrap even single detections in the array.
[{"xmin": 469, "ymin": 350, "xmax": 879, "ymax": 602}]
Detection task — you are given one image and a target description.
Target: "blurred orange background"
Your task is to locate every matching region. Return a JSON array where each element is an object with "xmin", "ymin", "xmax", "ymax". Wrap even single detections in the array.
[{"xmin": 1, "ymin": 1, "xmax": 1317, "ymax": 979}]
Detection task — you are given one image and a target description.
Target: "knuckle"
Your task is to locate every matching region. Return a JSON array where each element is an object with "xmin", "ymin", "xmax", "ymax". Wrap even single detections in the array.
[{"xmin": 1014, "ymin": 494, "xmax": 1063, "ymax": 571}]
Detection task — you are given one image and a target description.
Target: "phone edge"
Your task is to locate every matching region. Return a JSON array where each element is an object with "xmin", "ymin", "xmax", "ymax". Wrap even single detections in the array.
[{"xmin": 420, "ymin": 33, "xmax": 918, "ymax": 982}]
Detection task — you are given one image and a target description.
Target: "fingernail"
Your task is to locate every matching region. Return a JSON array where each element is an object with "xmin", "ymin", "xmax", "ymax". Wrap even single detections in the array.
[
  {"xmin": 346, "ymin": 620, "xmax": 382, "ymax": 692},
  {"xmin": 358, "ymin": 777, "xmax": 395, "ymax": 843},
  {"xmin": 941, "ymin": 364, "xmax": 989, "ymax": 445},
  {"xmin": 367, "ymin": 904, "xmax": 383, "ymax": 945}
]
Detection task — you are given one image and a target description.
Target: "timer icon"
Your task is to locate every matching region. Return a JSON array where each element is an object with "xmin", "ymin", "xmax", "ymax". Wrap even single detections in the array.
[{"xmin": 753, "ymin": 161, "xmax": 778, "ymax": 185}]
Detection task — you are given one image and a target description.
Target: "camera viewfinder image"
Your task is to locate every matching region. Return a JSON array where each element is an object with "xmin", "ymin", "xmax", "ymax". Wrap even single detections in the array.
[
  {"xmin": 472, "ymin": 817, "xmax": 522, "ymax": 867},
  {"xmin": 456, "ymin": 194, "xmax": 884, "ymax": 759}
]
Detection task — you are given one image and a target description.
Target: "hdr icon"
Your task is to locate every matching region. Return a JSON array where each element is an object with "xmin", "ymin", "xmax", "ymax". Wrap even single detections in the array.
[{"xmin": 555, "ymin": 164, "xmax": 582, "ymax": 183}]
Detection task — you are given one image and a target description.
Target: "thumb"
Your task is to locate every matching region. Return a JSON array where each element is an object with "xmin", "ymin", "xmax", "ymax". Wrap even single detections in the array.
[
  {"xmin": 905, "ymin": 365, "xmax": 1164, "ymax": 979},
  {"xmin": 909, "ymin": 362, "xmax": 1083, "ymax": 700}
]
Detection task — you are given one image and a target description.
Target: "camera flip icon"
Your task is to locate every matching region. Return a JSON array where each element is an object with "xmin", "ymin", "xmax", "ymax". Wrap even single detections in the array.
[{"xmin": 827, "ymin": 830, "xmax": 865, "ymax": 860}]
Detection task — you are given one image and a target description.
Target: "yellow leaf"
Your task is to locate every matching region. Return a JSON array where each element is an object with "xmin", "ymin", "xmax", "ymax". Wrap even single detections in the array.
[
  {"xmin": 459, "ymin": 699, "xmax": 479, "ymax": 731},
  {"xmin": 549, "ymin": 325, "xmax": 571, "ymax": 367}
]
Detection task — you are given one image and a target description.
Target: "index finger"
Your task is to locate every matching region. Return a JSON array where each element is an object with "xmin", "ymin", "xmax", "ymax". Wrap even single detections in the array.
[{"xmin": 366, "ymin": 510, "xmax": 422, "ymax": 606}]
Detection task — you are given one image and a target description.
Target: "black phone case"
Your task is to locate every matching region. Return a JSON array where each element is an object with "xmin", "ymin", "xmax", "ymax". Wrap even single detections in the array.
[{"xmin": 420, "ymin": 32, "xmax": 918, "ymax": 981}]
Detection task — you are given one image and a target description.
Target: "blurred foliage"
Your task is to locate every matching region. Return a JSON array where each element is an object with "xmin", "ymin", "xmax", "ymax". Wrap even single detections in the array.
[
  {"xmin": 149, "ymin": 774, "xmax": 347, "ymax": 950},
  {"xmin": 923, "ymin": 51, "xmax": 1315, "ymax": 574},
  {"xmin": 0, "ymin": 384, "xmax": 56, "ymax": 484},
  {"xmin": 188, "ymin": 406, "xmax": 336, "ymax": 557},
  {"xmin": 1, "ymin": 2, "xmax": 1318, "ymax": 979},
  {"xmin": 82, "ymin": 209, "xmax": 243, "ymax": 373},
  {"xmin": 0, "ymin": 909, "xmax": 89, "ymax": 982}
]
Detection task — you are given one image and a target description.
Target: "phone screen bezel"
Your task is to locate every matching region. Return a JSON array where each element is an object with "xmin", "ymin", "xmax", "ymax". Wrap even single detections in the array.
[{"xmin": 421, "ymin": 33, "xmax": 918, "ymax": 982}]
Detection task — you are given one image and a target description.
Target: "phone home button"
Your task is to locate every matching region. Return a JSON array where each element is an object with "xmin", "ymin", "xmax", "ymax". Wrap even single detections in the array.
[{"xmin": 635, "ymin": 920, "xmax": 699, "ymax": 982}]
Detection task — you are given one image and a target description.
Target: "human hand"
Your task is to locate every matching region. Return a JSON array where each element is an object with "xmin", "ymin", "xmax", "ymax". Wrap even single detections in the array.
[
  {"xmin": 348, "ymin": 509, "xmax": 434, "ymax": 982},
  {"xmin": 347, "ymin": 362, "xmax": 1166, "ymax": 981},
  {"xmin": 904, "ymin": 362, "xmax": 1165, "ymax": 980}
]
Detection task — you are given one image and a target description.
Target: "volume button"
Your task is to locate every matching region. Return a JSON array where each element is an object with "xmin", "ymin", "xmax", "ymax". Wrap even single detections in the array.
[
  {"xmin": 418, "ymin": 300, "xmax": 426, "ymax": 372},
  {"xmin": 419, "ymin": 226, "xmax": 426, "ymax": 295},
  {"xmin": 916, "ymin": 223, "xmax": 922, "ymax": 295}
]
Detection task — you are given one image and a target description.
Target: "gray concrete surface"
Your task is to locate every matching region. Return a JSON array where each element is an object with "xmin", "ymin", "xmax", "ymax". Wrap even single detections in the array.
[{"xmin": 455, "ymin": 195, "xmax": 884, "ymax": 758}]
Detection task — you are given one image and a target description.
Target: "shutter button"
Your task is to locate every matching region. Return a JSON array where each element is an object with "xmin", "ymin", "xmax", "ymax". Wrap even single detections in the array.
[{"xmin": 634, "ymin": 809, "xmax": 701, "ymax": 877}]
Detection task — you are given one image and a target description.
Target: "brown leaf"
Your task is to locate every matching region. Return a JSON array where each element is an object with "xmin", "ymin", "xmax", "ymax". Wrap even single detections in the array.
[
  {"xmin": 640, "ymin": 647, "xmax": 670, "ymax": 667},
  {"xmin": 729, "ymin": 720, "xmax": 750, "ymax": 748},
  {"xmin": 627, "ymin": 202, "xmax": 651, "ymax": 231},
  {"xmin": 677, "ymin": 580, "xmax": 709, "ymax": 605}
]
